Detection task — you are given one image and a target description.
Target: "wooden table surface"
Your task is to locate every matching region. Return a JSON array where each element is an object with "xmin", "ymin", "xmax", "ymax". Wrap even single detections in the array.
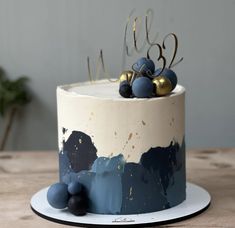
[{"xmin": 0, "ymin": 149, "xmax": 235, "ymax": 228}]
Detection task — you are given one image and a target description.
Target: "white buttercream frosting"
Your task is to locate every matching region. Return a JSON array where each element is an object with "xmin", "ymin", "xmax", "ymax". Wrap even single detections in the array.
[
  {"xmin": 57, "ymin": 80, "xmax": 185, "ymax": 163},
  {"xmin": 61, "ymin": 79, "xmax": 185, "ymax": 100}
]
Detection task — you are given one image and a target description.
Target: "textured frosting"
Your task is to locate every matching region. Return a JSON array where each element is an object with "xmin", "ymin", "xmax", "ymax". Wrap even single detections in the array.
[{"xmin": 57, "ymin": 80, "xmax": 186, "ymax": 214}]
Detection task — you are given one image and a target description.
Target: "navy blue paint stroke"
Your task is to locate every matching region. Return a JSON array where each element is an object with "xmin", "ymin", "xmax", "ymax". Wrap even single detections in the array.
[
  {"xmin": 59, "ymin": 131, "xmax": 186, "ymax": 215},
  {"xmin": 62, "ymin": 131, "xmax": 97, "ymax": 172}
]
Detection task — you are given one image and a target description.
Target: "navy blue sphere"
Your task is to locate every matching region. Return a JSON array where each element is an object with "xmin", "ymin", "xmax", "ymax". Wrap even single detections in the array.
[
  {"xmin": 68, "ymin": 181, "xmax": 82, "ymax": 195},
  {"xmin": 47, "ymin": 183, "xmax": 69, "ymax": 209},
  {"xmin": 154, "ymin": 68, "xmax": 178, "ymax": 90},
  {"xmin": 132, "ymin": 77, "xmax": 154, "ymax": 98},
  {"xmin": 119, "ymin": 81, "xmax": 132, "ymax": 98},
  {"xmin": 68, "ymin": 195, "xmax": 87, "ymax": 216},
  {"xmin": 133, "ymin": 57, "xmax": 155, "ymax": 75}
]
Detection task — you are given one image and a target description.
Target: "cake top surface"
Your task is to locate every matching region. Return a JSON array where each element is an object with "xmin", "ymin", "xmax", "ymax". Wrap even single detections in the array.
[{"xmin": 58, "ymin": 80, "xmax": 185, "ymax": 100}]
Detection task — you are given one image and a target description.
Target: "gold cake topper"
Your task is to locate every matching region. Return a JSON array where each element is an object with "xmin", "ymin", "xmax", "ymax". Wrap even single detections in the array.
[{"xmin": 87, "ymin": 9, "xmax": 183, "ymax": 83}]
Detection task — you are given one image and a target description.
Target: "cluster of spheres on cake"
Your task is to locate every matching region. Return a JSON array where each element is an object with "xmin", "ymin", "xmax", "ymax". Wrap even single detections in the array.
[
  {"xmin": 47, "ymin": 181, "xmax": 88, "ymax": 216},
  {"xmin": 119, "ymin": 57, "xmax": 177, "ymax": 98}
]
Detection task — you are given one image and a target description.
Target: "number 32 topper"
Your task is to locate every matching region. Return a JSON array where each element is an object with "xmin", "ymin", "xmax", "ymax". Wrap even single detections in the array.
[{"xmin": 147, "ymin": 33, "xmax": 183, "ymax": 77}]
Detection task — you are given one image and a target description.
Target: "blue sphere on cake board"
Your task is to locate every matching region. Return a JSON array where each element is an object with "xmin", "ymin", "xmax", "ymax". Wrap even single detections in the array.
[
  {"xmin": 47, "ymin": 183, "xmax": 69, "ymax": 209},
  {"xmin": 68, "ymin": 181, "xmax": 82, "ymax": 195}
]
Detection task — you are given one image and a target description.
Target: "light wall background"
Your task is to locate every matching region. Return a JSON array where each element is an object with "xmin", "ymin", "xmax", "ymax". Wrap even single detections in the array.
[{"xmin": 0, "ymin": 0, "xmax": 235, "ymax": 151}]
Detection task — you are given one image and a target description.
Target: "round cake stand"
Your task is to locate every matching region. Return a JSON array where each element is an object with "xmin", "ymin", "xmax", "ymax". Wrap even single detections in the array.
[{"xmin": 31, "ymin": 182, "xmax": 211, "ymax": 227}]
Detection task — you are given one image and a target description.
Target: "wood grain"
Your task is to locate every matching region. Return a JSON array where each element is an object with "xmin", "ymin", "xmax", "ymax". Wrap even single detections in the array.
[{"xmin": 0, "ymin": 149, "xmax": 235, "ymax": 228}]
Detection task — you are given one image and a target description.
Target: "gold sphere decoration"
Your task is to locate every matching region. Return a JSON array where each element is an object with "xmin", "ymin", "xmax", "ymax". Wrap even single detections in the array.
[
  {"xmin": 119, "ymin": 70, "xmax": 134, "ymax": 83},
  {"xmin": 153, "ymin": 76, "xmax": 173, "ymax": 96}
]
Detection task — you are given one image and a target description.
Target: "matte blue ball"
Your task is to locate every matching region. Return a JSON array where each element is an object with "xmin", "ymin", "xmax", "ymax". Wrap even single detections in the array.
[
  {"xmin": 132, "ymin": 77, "xmax": 154, "ymax": 98},
  {"xmin": 154, "ymin": 68, "xmax": 178, "ymax": 90},
  {"xmin": 133, "ymin": 57, "xmax": 155, "ymax": 75},
  {"xmin": 47, "ymin": 183, "xmax": 69, "ymax": 209},
  {"xmin": 68, "ymin": 181, "xmax": 82, "ymax": 195}
]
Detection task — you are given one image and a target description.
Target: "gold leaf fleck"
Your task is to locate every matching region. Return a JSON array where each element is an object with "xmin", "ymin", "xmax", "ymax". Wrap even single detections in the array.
[{"xmin": 129, "ymin": 187, "xmax": 133, "ymax": 197}]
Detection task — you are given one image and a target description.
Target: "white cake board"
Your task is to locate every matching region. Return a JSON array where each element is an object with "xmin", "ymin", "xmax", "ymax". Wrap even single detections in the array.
[{"xmin": 31, "ymin": 182, "xmax": 211, "ymax": 227}]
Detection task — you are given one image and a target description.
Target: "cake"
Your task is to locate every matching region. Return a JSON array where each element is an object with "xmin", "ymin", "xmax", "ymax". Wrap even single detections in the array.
[
  {"xmin": 45, "ymin": 9, "xmax": 186, "ymax": 216},
  {"xmin": 56, "ymin": 79, "xmax": 186, "ymax": 215}
]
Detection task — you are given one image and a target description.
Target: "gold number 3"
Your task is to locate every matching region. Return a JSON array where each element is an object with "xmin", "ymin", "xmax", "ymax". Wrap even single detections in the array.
[{"xmin": 147, "ymin": 43, "xmax": 166, "ymax": 77}]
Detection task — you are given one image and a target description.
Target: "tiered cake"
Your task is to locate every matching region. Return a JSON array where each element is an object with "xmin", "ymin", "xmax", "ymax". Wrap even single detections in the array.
[{"xmin": 57, "ymin": 80, "xmax": 186, "ymax": 215}]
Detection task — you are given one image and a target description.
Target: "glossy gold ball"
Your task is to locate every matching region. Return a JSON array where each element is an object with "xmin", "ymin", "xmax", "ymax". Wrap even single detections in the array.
[
  {"xmin": 153, "ymin": 76, "xmax": 173, "ymax": 96},
  {"xmin": 119, "ymin": 70, "xmax": 134, "ymax": 83}
]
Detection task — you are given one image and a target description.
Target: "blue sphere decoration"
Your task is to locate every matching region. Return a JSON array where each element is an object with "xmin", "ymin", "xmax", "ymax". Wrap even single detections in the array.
[
  {"xmin": 47, "ymin": 183, "xmax": 69, "ymax": 209},
  {"xmin": 133, "ymin": 57, "xmax": 155, "ymax": 75},
  {"xmin": 132, "ymin": 77, "xmax": 154, "ymax": 98},
  {"xmin": 68, "ymin": 181, "xmax": 82, "ymax": 195},
  {"xmin": 154, "ymin": 68, "xmax": 178, "ymax": 90}
]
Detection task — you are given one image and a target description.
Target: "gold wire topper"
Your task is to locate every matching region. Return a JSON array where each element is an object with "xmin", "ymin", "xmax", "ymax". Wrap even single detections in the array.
[
  {"xmin": 133, "ymin": 9, "xmax": 160, "ymax": 53},
  {"xmin": 147, "ymin": 43, "xmax": 166, "ymax": 76},
  {"xmin": 123, "ymin": 8, "xmax": 158, "ymax": 61},
  {"xmin": 133, "ymin": 16, "xmax": 146, "ymax": 53},
  {"xmin": 123, "ymin": 8, "xmax": 158, "ymax": 70},
  {"xmin": 162, "ymin": 33, "xmax": 184, "ymax": 69},
  {"xmin": 145, "ymin": 8, "xmax": 159, "ymax": 45},
  {"xmin": 87, "ymin": 9, "xmax": 183, "ymax": 84},
  {"xmin": 123, "ymin": 8, "xmax": 136, "ymax": 57},
  {"xmin": 87, "ymin": 50, "xmax": 118, "ymax": 83},
  {"xmin": 87, "ymin": 56, "xmax": 93, "ymax": 82},
  {"xmin": 146, "ymin": 33, "xmax": 184, "ymax": 75},
  {"xmin": 87, "ymin": 50, "xmax": 104, "ymax": 83}
]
